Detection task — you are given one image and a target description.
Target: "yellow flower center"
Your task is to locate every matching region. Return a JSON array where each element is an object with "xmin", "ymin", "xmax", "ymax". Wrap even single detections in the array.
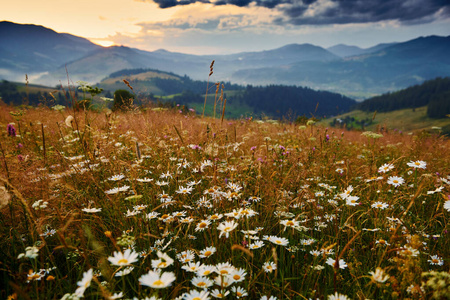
[
  {"xmin": 199, "ymin": 223, "xmax": 207, "ymax": 228},
  {"xmin": 220, "ymin": 270, "xmax": 229, "ymax": 275},
  {"xmin": 233, "ymin": 274, "xmax": 241, "ymax": 280},
  {"xmin": 204, "ymin": 251, "xmax": 212, "ymax": 256},
  {"xmin": 118, "ymin": 258, "xmax": 128, "ymax": 265},
  {"xmin": 286, "ymin": 221, "xmax": 294, "ymax": 226},
  {"xmin": 197, "ymin": 282, "xmax": 206, "ymax": 287},
  {"xmin": 152, "ymin": 280, "xmax": 164, "ymax": 286}
]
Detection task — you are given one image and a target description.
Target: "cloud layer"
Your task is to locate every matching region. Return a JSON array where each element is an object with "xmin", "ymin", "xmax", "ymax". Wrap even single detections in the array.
[{"xmin": 149, "ymin": 0, "xmax": 450, "ymax": 25}]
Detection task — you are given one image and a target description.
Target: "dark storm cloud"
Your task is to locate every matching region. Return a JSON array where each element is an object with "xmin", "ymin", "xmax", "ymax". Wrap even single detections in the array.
[{"xmin": 151, "ymin": 0, "xmax": 450, "ymax": 25}]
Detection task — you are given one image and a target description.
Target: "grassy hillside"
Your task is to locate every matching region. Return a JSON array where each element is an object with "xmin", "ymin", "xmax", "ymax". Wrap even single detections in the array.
[
  {"xmin": 322, "ymin": 106, "xmax": 450, "ymax": 132},
  {"xmin": 0, "ymin": 105, "xmax": 449, "ymax": 299}
]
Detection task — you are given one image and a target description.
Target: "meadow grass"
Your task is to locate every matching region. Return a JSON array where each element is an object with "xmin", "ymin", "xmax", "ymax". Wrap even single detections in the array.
[{"xmin": 0, "ymin": 102, "xmax": 449, "ymax": 300}]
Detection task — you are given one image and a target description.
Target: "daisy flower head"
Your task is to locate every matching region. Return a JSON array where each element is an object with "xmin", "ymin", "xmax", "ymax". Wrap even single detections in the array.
[
  {"xmin": 428, "ymin": 255, "xmax": 444, "ymax": 266},
  {"xmin": 369, "ymin": 267, "xmax": 390, "ymax": 283},
  {"xmin": 75, "ymin": 268, "xmax": 93, "ymax": 297},
  {"xmin": 387, "ymin": 176, "xmax": 404, "ymax": 187},
  {"xmin": 407, "ymin": 160, "xmax": 427, "ymax": 169},
  {"xmin": 443, "ymin": 200, "xmax": 450, "ymax": 212},
  {"xmin": 326, "ymin": 258, "xmax": 348, "ymax": 269},
  {"xmin": 139, "ymin": 270, "xmax": 176, "ymax": 289},
  {"xmin": 230, "ymin": 268, "xmax": 247, "ymax": 282},
  {"xmin": 183, "ymin": 289, "xmax": 210, "ymax": 300},
  {"xmin": 182, "ymin": 261, "xmax": 203, "ymax": 273},
  {"xmin": 328, "ymin": 292, "xmax": 349, "ymax": 300},
  {"xmin": 199, "ymin": 246, "xmax": 216, "ymax": 258},
  {"xmin": 196, "ymin": 264, "xmax": 216, "ymax": 276},
  {"xmin": 191, "ymin": 276, "xmax": 214, "ymax": 289},
  {"xmin": 215, "ymin": 262, "xmax": 235, "ymax": 276},
  {"xmin": 108, "ymin": 249, "xmax": 139, "ymax": 266},
  {"xmin": 232, "ymin": 286, "xmax": 248, "ymax": 298},
  {"xmin": 280, "ymin": 219, "xmax": 300, "ymax": 230},
  {"xmin": 176, "ymin": 185, "xmax": 194, "ymax": 195},
  {"xmin": 82, "ymin": 207, "xmax": 102, "ymax": 213},
  {"xmin": 177, "ymin": 250, "xmax": 196, "ymax": 263},
  {"xmin": 249, "ymin": 240, "xmax": 265, "ymax": 250},
  {"xmin": 217, "ymin": 220, "xmax": 238, "ymax": 238},
  {"xmin": 345, "ymin": 196, "xmax": 360, "ymax": 206},
  {"xmin": 266, "ymin": 235, "xmax": 289, "ymax": 246},
  {"xmin": 378, "ymin": 163, "xmax": 394, "ymax": 173},
  {"xmin": 108, "ymin": 174, "xmax": 125, "ymax": 181},
  {"xmin": 210, "ymin": 289, "xmax": 230, "ymax": 299},
  {"xmin": 260, "ymin": 296, "xmax": 277, "ymax": 300},
  {"xmin": 262, "ymin": 261, "xmax": 277, "ymax": 273},
  {"xmin": 151, "ymin": 251, "xmax": 174, "ymax": 269},
  {"xmin": 371, "ymin": 201, "xmax": 389, "ymax": 209},
  {"xmin": 196, "ymin": 219, "xmax": 212, "ymax": 232}
]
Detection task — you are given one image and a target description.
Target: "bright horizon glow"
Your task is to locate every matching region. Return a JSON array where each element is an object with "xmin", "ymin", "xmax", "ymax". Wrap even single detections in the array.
[{"xmin": 1, "ymin": 0, "xmax": 449, "ymax": 55}]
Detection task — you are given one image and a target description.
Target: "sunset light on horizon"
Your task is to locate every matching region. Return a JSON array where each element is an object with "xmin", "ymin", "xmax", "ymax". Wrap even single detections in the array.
[{"xmin": 1, "ymin": 0, "xmax": 450, "ymax": 54}]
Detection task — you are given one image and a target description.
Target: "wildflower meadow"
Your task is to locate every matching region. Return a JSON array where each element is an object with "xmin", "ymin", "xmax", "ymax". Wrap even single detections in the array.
[{"xmin": 0, "ymin": 102, "xmax": 449, "ymax": 300}]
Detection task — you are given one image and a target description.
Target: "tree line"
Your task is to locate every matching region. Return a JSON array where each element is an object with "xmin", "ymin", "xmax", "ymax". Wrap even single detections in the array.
[{"xmin": 356, "ymin": 77, "xmax": 450, "ymax": 118}]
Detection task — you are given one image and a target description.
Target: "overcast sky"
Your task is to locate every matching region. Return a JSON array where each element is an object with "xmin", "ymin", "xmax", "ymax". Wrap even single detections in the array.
[{"xmin": 2, "ymin": 0, "xmax": 450, "ymax": 54}]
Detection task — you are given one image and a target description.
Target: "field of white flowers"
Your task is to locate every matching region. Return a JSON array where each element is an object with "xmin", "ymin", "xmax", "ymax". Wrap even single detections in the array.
[{"xmin": 0, "ymin": 104, "xmax": 449, "ymax": 300}]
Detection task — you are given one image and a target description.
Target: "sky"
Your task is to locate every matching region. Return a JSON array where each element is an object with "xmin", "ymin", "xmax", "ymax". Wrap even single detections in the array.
[{"xmin": 2, "ymin": 0, "xmax": 450, "ymax": 54}]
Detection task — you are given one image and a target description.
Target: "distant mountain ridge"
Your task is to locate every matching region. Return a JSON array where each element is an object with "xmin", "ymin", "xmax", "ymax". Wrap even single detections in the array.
[
  {"xmin": 1, "ymin": 21, "xmax": 450, "ymax": 99},
  {"xmin": 0, "ymin": 21, "xmax": 101, "ymax": 80}
]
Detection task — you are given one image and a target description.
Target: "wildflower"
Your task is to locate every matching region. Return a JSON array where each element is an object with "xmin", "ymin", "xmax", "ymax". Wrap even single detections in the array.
[
  {"xmin": 208, "ymin": 213, "xmax": 223, "ymax": 221},
  {"xmin": 182, "ymin": 261, "xmax": 203, "ymax": 273},
  {"xmin": 217, "ymin": 220, "xmax": 238, "ymax": 238},
  {"xmin": 18, "ymin": 246, "xmax": 39, "ymax": 259},
  {"xmin": 339, "ymin": 185, "xmax": 353, "ymax": 199},
  {"xmin": 191, "ymin": 276, "xmax": 214, "ymax": 289},
  {"xmin": 197, "ymin": 265, "xmax": 216, "ymax": 276},
  {"xmin": 65, "ymin": 116, "xmax": 74, "ymax": 127},
  {"xmin": 387, "ymin": 176, "xmax": 404, "ymax": 187},
  {"xmin": 177, "ymin": 250, "xmax": 196, "ymax": 263},
  {"xmin": 260, "ymin": 296, "xmax": 277, "ymax": 300},
  {"xmin": 215, "ymin": 262, "xmax": 235, "ymax": 276},
  {"xmin": 428, "ymin": 255, "xmax": 444, "ymax": 266},
  {"xmin": 195, "ymin": 220, "xmax": 212, "ymax": 232},
  {"xmin": 369, "ymin": 267, "xmax": 390, "ymax": 283},
  {"xmin": 108, "ymin": 249, "xmax": 139, "ymax": 266},
  {"xmin": 266, "ymin": 235, "xmax": 289, "ymax": 246},
  {"xmin": 7, "ymin": 124, "xmax": 16, "ymax": 137},
  {"xmin": 407, "ymin": 160, "xmax": 427, "ymax": 169},
  {"xmin": 115, "ymin": 266, "xmax": 134, "ymax": 277},
  {"xmin": 182, "ymin": 290, "xmax": 210, "ymax": 300},
  {"xmin": 443, "ymin": 200, "xmax": 450, "ymax": 212},
  {"xmin": 232, "ymin": 286, "xmax": 248, "ymax": 298},
  {"xmin": 75, "ymin": 269, "xmax": 93, "ymax": 297},
  {"xmin": 378, "ymin": 163, "xmax": 394, "ymax": 173},
  {"xmin": 82, "ymin": 208, "xmax": 102, "ymax": 213},
  {"xmin": 108, "ymin": 174, "xmax": 125, "ymax": 181},
  {"xmin": 210, "ymin": 289, "xmax": 230, "ymax": 299},
  {"xmin": 326, "ymin": 258, "xmax": 348, "ymax": 269},
  {"xmin": 176, "ymin": 185, "xmax": 193, "ymax": 195},
  {"xmin": 238, "ymin": 208, "xmax": 258, "ymax": 218},
  {"xmin": 151, "ymin": 251, "xmax": 174, "ymax": 269},
  {"xmin": 109, "ymin": 292, "xmax": 123, "ymax": 299},
  {"xmin": 199, "ymin": 247, "xmax": 216, "ymax": 258},
  {"xmin": 328, "ymin": 292, "xmax": 349, "ymax": 300},
  {"xmin": 371, "ymin": 202, "xmax": 389, "ymax": 209},
  {"xmin": 139, "ymin": 270, "xmax": 176, "ymax": 288},
  {"xmin": 346, "ymin": 196, "xmax": 360, "ymax": 206},
  {"xmin": 262, "ymin": 261, "xmax": 277, "ymax": 273},
  {"xmin": 230, "ymin": 268, "xmax": 247, "ymax": 282},
  {"xmin": 280, "ymin": 219, "xmax": 300, "ymax": 230},
  {"xmin": 249, "ymin": 240, "xmax": 265, "ymax": 250},
  {"xmin": 105, "ymin": 187, "xmax": 120, "ymax": 195},
  {"xmin": 213, "ymin": 275, "xmax": 234, "ymax": 288}
]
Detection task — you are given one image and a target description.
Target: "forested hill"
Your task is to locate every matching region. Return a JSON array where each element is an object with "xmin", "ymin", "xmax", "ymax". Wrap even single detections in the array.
[
  {"xmin": 227, "ymin": 85, "xmax": 356, "ymax": 119},
  {"xmin": 356, "ymin": 77, "xmax": 450, "ymax": 118}
]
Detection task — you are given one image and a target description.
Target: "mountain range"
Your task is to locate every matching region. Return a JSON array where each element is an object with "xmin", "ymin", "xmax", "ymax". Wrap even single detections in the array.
[{"xmin": 1, "ymin": 21, "xmax": 450, "ymax": 99}]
